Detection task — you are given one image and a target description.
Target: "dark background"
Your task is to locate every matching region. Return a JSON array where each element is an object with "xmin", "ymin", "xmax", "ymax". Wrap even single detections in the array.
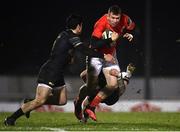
[{"xmin": 0, "ymin": 0, "xmax": 180, "ymax": 77}]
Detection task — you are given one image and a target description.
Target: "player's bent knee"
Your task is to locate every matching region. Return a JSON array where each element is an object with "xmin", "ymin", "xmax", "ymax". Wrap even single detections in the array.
[{"xmin": 34, "ymin": 98, "xmax": 47, "ymax": 106}]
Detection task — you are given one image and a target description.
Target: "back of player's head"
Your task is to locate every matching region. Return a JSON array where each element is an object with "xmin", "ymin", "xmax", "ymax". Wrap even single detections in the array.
[
  {"xmin": 108, "ymin": 5, "xmax": 122, "ymax": 15},
  {"xmin": 66, "ymin": 14, "xmax": 83, "ymax": 30}
]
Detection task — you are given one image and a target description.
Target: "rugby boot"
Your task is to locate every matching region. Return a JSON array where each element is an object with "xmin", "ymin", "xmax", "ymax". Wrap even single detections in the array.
[
  {"xmin": 73, "ymin": 97, "xmax": 82, "ymax": 120},
  {"xmin": 4, "ymin": 117, "xmax": 15, "ymax": 126}
]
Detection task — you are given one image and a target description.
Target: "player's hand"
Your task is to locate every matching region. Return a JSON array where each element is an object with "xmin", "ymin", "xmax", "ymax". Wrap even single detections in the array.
[
  {"xmin": 104, "ymin": 54, "xmax": 115, "ymax": 63},
  {"xmin": 123, "ymin": 33, "xmax": 133, "ymax": 42},
  {"xmin": 111, "ymin": 32, "xmax": 119, "ymax": 42},
  {"xmin": 109, "ymin": 69, "xmax": 120, "ymax": 77}
]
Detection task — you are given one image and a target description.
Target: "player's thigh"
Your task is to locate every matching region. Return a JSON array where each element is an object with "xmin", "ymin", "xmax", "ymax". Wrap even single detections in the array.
[
  {"xmin": 103, "ymin": 69, "xmax": 117, "ymax": 87},
  {"xmin": 54, "ymin": 85, "xmax": 67, "ymax": 104},
  {"xmin": 58, "ymin": 85, "xmax": 67, "ymax": 99},
  {"xmin": 88, "ymin": 58, "xmax": 103, "ymax": 76},
  {"xmin": 87, "ymin": 58, "xmax": 103, "ymax": 86},
  {"xmin": 35, "ymin": 84, "xmax": 52, "ymax": 100},
  {"xmin": 103, "ymin": 65, "xmax": 120, "ymax": 87}
]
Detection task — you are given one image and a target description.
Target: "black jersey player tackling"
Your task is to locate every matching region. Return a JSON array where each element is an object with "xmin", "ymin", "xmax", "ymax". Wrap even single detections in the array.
[{"xmin": 4, "ymin": 14, "xmax": 114, "ymax": 126}]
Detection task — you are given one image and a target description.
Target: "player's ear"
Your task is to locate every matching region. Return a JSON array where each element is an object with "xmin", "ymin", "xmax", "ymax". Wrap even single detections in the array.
[
  {"xmin": 78, "ymin": 23, "xmax": 83, "ymax": 29},
  {"xmin": 76, "ymin": 24, "xmax": 82, "ymax": 34},
  {"xmin": 79, "ymin": 23, "xmax": 83, "ymax": 28},
  {"xmin": 107, "ymin": 13, "xmax": 111, "ymax": 21},
  {"xmin": 75, "ymin": 24, "xmax": 79, "ymax": 30}
]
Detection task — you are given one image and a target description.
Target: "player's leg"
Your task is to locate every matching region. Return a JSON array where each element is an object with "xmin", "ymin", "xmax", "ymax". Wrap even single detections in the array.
[
  {"xmin": 103, "ymin": 63, "xmax": 136, "ymax": 106},
  {"xmin": 80, "ymin": 58, "xmax": 102, "ymax": 121},
  {"xmin": 83, "ymin": 65, "xmax": 120, "ymax": 121},
  {"xmin": 102, "ymin": 72, "xmax": 126, "ymax": 105},
  {"xmin": 4, "ymin": 84, "xmax": 52, "ymax": 126},
  {"xmin": 79, "ymin": 58, "xmax": 102, "ymax": 102},
  {"xmin": 86, "ymin": 66, "xmax": 99, "ymax": 97},
  {"xmin": 109, "ymin": 68, "xmax": 126, "ymax": 95},
  {"xmin": 102, "ymin": 88, "xmax": 120, "ymax": 105},
  {"xmin": 74, "ymin": 84, "xmax": 89, "ymax": 120},
  {"xmin": 23, "ymin": 85, "xmax": 67, "ymax": 118},
  {"xmin": 74, "ymin": 69, "xmax": 88, "ymax": 120},
  {"xmin": 83, "ymin": 64, "xmax": 136, "ymax": 120},
  {"xmin": 21, "ymin": 84, "xmax": 52, "ymax": 112},
  {"xmin": 86, "ymin": 58, "xmax": 102, "ymax": 97},
  {"xmin": 45, "ymin": 85, "xmax": 67, "ymax": 105},
  {"xmin": 74, "ymin": 69, "xmax": 99, "ymax": 120},
  {"xmin": 89, "ymin": 65, "xmax": 120, "ymax": 105}
]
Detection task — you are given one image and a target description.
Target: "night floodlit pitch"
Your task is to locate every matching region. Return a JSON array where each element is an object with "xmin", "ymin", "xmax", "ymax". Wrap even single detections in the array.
[{"xmin": 1, "ymin": 112, "xmax": 180, "ymax": 131}]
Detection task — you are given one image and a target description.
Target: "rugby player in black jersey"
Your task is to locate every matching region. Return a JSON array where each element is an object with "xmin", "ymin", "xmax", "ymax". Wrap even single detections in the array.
[{"xmin": 4, "ymin": 14, "xmax": 114, "ymax": 126}]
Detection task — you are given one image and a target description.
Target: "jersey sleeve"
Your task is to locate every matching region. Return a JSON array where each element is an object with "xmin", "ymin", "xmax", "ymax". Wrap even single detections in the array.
[
  {"xmin": 124, "ymin": 15, "xmax": 135, "ymax": 30},
  {"xmin": 75, "ymin": 44, "xmax": 104, "ymax": 58},
  {"xmin": 69, "ymin": 36, "xmax": 83, "ymax": 48},
  {"xmin": 92, "ymin": 20, "xmax": 106, "ymax": 39}
]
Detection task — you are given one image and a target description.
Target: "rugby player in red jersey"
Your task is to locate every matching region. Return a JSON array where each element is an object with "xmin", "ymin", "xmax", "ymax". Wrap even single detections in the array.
[{"xmin": 77, "ymin": 5, "xmax": 136, "ymax": 122}]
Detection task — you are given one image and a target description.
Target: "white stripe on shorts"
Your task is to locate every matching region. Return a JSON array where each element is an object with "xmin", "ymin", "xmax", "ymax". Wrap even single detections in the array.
[{"xmin": 38, "ymin": 83, "xmax": 53, "ymax": 89}]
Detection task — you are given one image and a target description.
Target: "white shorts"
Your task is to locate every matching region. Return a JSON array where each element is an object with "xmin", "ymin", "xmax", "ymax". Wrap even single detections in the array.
[{"xmin": 89, "ymin": 57, "xmax": 120, "ymax": 76}]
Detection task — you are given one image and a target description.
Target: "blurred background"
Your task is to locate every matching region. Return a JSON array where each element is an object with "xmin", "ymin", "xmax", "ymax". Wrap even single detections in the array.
[{"xmin": 0, "ymin": 0, "xmax": 180, "ymax": 104}]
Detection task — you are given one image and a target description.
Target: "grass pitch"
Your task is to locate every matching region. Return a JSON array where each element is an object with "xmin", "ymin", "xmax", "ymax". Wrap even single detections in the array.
[{"xmin": 0, "ymin": 112, "xmax": 180, "ymax": 131}]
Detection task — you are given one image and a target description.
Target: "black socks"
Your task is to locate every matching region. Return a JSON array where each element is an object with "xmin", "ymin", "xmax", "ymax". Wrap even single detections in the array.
[{"xmin": 9, "ymin": 108, "xmax": 24, "ymax": 120}]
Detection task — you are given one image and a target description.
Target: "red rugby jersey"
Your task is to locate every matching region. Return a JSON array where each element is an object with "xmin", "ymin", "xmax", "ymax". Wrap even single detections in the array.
[{"xmin": 92, "ymin": 14, "xmax": 135, "ymax": 55}]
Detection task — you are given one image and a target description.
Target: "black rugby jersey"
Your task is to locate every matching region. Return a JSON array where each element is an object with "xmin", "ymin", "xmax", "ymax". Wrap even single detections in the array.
[{"xmin": 37, "ymin": 29, "xmax": 105, "ymax": 88}]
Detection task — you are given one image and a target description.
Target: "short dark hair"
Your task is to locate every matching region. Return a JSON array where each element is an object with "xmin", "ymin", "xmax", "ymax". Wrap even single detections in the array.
[
  {"xmin": 108, "ymin": 5, "xmax": 122, "ymax": 15},
  {"xmin": 66, "ymin": 14, "xmax": 83, "ymax": 29}
]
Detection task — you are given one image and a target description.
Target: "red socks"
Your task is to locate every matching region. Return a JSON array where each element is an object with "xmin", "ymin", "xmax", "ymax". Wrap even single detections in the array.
[{"xmin": 90, "ymin": 95, "xmax": 102, "ymax": 107}]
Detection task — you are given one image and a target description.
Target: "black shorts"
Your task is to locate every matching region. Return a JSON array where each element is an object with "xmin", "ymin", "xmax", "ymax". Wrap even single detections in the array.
[
  {"xmin": 102, "ymin": 88, "xmax": 120, "ymax": 105},
  {"xmin": 37, "ymin": 76, "xmax": 65, "ymax": 88},
  {"xmin": 37, "ymin": 65, "xmax": 65, "ymax": 88}
]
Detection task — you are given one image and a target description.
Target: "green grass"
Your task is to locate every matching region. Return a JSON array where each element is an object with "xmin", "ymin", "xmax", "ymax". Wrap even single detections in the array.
[{"xmin": 0, "ymin": 112, "xmax": 180, "ymax": 131}]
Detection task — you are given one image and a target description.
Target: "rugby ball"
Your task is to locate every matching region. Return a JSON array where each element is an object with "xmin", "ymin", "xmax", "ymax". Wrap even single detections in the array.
[{"xmin": 102, "ymin": 30, "xmax": 113, "ymax": 39}]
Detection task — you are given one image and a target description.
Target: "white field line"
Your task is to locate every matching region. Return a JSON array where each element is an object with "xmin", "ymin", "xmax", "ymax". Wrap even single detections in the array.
[{"xmin": 40, "ymin": 127, "xmax": 66, "ymax": 131}]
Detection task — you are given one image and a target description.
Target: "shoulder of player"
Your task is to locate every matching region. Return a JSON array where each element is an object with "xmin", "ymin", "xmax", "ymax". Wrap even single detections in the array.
[
  {"xmin": 58, "ymin": 30, "xmax": 80, "ymax": 41},
  {"xmin": 120, "ymin": 13, "xmax": 134, "ymax": 25},
  {"xmin": 94, "ymin": 14, "xmax": 107, "ymax": 27},
  {"xmin": 121, "ymin": 13, "xmax": 131, "ymax": 20},
  {"xmin": 99, "ymin": 14, "xmax": 108, "ymax": 23},
  {"xmin": 57, "ymin": 31, "xmax": 82, "ymax": 48},
  {"xmin": 56, "ymin": 30, "xmax": 69, "ymax": 40},
  {"xmin": 68, "ymin": 35, "xmax": 82, "ymax": 47}
]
